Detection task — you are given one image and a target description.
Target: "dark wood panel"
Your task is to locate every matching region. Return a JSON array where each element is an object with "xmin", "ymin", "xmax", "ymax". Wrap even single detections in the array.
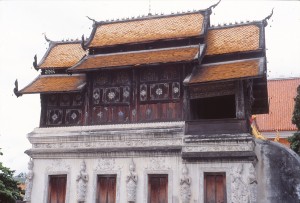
[
  {"xmin": 47, "ymin": 175, "xmax": 67, "ymax": 203},
  {"xmin": 204, "ymin": 173, "xmax": 226, "ymax": 203},
  {"xmin": 148, "ymin": 175, "xmax": 168, "ymax": 203},
  {"xmin": 96, "ymin": 175, "xmax": 116, "ymax": 203},
  {"xmin": 185, "ymin": 119, "xmax": 249, "ymax": 135}
]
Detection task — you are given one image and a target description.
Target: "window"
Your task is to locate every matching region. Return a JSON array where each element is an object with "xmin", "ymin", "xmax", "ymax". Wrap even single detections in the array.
[
  {"xmin": 190, "ymin": 95, "xmax": 236, "ymax": 119},
  {"xmin": 47, "ymin": 175, "xmax": 67, "ymax": 203},
  {"xmin": 204, "ymin": 173, "xmax": 227, "ymax": 203},
  {"xmin": 96, "ymin": 175, "xmax": 117, "ymax": 203},
  {"xmin": 148, "ymin": 174, "xmax": 168, "ymax": 203}
]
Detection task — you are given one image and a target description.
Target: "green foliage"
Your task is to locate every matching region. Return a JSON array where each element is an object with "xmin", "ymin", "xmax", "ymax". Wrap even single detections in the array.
[
  {"xmin": 0, "ymin": 149, "xmax": 23, "ymax": 203},
  {"xmin": 289, "ymin": 85, "xmax": 300, "ymax": 155},
  {"xmin": 292, "ymin": 85, "xmax": 300, "ymax": 129},
  {"xmin": 288, "ymin": 132, "xmax": 300, "ymax": 155}
]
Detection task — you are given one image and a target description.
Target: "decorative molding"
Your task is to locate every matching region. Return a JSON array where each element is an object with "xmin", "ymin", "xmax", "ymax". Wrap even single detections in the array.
[
  {"xmin": 230, "ymin": 164, "xmax": 250, "ymax": 203},
  {"xmin": 76, "ymin": 160, "xmax": 89, "ymax": 202},
  {"xmin": 32, "ymin": 138, "xmax": 182, "ymax": 150},
  {"xmin": 146, "ymin": 157, "xmax": 171, "ymax": 170},
  {"xmin": 126, "ymin": 159, "xmax": 138, "ymax": 202},
  {"xmin": 43, "ymin": 160, "xmax": 71, "ymax": 203},
  {"xmin": 182, "ymin": 143, "xmax": 253, "ymax": 152},
  {"xmin": 24, "ymin": 159, "xmax": 34, "ymax": 202},
  {"xmin": 93, "ymin": 158, "xmax": 122, "ymax": 203},
  {"xmin": 144, "ymin": 168, "xmax": 173, "ymax": 203},
  {"xmin": 180, "ymin": 165, "xmax": 191, "ymax": 203}
]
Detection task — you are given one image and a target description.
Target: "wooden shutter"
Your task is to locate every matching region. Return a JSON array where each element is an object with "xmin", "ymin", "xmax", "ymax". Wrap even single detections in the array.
[
  {"xmin": 204, "ymin": 173, "xmax": 226, "ymax": 203},
  {"xmin": 47, "ymin": 175, "xmax": 67, "ymax": 203},
  {"xmin": 96, "ymin": 175, "xmax": 117, "ymax": 203},
  {"xmin": 148, "ymin": 174, "xmax": 168, "ymax": 203}
]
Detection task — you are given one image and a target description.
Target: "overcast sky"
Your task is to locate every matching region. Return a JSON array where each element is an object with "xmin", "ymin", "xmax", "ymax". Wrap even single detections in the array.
[{"xmin": 0, "ymin": 0, "xmax": 299, "ymax": 174}]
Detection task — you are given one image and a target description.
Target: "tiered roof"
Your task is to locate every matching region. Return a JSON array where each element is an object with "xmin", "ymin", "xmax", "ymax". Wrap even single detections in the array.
[
  {"xmin": 16, "ymin": 3, "xmax": 271, "ymax": 115},
  {"xmin": 205, "ymin": 24, "xmax": 262, "ymax": 56},
  {"xmin": 38, "ymin": 41, "xmax": 86, "ymax": 69},
  {"xmin": 69, "ymin": 45, "xmax": 202, "ymax": 72},
  {"xmin": 189, "ymin": 58, "xmax": 265, "ymax": 84},
  {"xmin": 85, "ymin": 12, "xmax": 207, "ymax": 48},
  {"xmin": 19, "ymin": 74, "xmax": 86, "ymax": 94}
]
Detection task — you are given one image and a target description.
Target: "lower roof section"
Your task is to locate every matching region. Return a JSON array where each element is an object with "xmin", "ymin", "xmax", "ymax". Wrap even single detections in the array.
[
  {"xmin": 68, "ymin": 45, "xmax": 202, "ymax": 72},
  {"xmin": 19, "ymin": 74, "xmax": 86, "ymax": 94},
  {"xmin": 188, "ymin": 57, "xmax": 265, "ymax": 84}
]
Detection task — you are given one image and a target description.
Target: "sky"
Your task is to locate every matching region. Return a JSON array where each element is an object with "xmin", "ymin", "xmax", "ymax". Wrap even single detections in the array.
[{"xmin": 0, "ymin": 0, "xmax": 300, "ymax": 174}]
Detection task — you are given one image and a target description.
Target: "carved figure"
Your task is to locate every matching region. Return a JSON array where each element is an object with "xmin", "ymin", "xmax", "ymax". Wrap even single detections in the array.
[
  {"xmin": 24, "ymin": 159, "xmax": 34, "ymax": 202},
  {"xmin": 231, "ymin": 164, "xmax": 249, "ymax": 203},
  {"xmin": 126, "ymin": 159, "xmax": 138, "ymax": 202},
  {"xmin": 76, "ymin": 160, "xmax": 89, "ymax": 202},
  {"xmin": 180, "ymin": 165, "xmax": 191, "ymax": 203}
]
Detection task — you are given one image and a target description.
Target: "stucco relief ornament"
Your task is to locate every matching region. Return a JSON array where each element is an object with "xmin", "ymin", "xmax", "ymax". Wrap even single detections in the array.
[
  {"xmin": 126, "ymin": 159, "xmax": 138, "ymax": 202},
  {"xmin": 24, "ymin": 159, "xmax": 34, "ymax": 202},
  {"xmin": 76, "ymin": 160, "xmax": 89, "ymax": 202},
  {"xmin": 180, "ymin": 165, "xmax": 191, "ymax": 203},
  {"xmin": 231, "ymin": 164, "xmax": 249, "ymax": 203}
]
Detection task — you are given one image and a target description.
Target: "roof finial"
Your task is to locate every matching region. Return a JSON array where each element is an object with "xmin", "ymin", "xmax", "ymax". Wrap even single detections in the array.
[
  {"xmin": 14, "ymin": 79, "xmax": 21, "ymax": 98},
  {"xmin": 86, "ymin": 16, "xmax": 97, "ymax": 24},
  {"xmin": 263, "ymin": 8, "xmax": 274, "ymax": 27},
  {"xmin": 148, "ymin": 0, "xmax": 152, "ymax": 16},
  {"xmin": 33, "ymin": 54, "xmax": 38, "ymax": 71},
  {"xmin": 43, "ymin": 33, "xmax": 51, "ymax": 43},
  {"xmin": 81, "ymin": 34, "xmax": 87, "ymax": 51},
  {"xmin": 208, "ymin": 0, "xmax": 221, "ymax": 13}
]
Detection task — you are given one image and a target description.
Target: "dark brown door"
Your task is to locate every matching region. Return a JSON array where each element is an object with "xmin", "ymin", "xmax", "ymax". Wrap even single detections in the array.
[
  {"xmin": 47, "ymin": 175, "xmax": 67, "ymax": 203},
  {"xmin": 204, "ymin": 173, "xmax": 226, "ymax": 203},
  {"xmin": 148, "ymin": 174, "xmax": 168, "ymax": 203},
  {"xmin": 96, "ymin": 175, "xmax": 116, "ymax": 203}
]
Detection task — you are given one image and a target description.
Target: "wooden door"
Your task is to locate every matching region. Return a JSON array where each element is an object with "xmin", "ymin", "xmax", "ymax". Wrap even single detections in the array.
[
  {"xmin": 96, "ymin": 175, "xmax": 116, "ymax": 203},
  {"xmin": 148, "ymin": 175, "xmax": 168, "ymax": 203},
  {"xmin": 204, "ymin": 173, "xmax": 226, "ymax": 203},
  {"xmin": 47, "ymin": 175, "xmax": 67, "ymax": 203}
]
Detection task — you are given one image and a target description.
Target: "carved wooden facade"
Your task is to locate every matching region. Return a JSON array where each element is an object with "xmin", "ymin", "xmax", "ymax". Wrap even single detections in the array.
[{"xmin": 16, "ymin": 8, "xmax": 270, "ymax": 133}]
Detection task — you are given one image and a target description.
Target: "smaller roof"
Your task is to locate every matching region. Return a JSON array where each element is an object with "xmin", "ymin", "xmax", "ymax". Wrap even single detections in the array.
[
  {"xmin": 188, "ymin": 58, "xmax": 265, "ymax": 84},
  {"xmin": 19, "ymin": 74, "xmax": 86, "ymax": 94},
  {"xmin": 86, "ymin": 12, "xmax": 206, "ymax": 48},
  {"xmin": 38, "ymin": 42, "xmax": 86, "ymax": 69},
  {"xmin": 205, "ymin": 23, "xmax": 262, "ymax": 56},
  {"xmin": 69, "ymin": 45, "xmax": 202, "ymax": 72},
  {"xmin": 256, "ymin": 78, "xmax": 300, "ymax": 132}
]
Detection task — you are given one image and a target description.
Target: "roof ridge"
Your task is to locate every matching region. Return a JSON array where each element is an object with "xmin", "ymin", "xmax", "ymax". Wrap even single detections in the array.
[
  {"xmin": 86, "ymin": 9, "xmax": 206, "ymax": 26},
  {"xmin": 210, "ymin": 20, "xmax": 262, "ymax": 29}
]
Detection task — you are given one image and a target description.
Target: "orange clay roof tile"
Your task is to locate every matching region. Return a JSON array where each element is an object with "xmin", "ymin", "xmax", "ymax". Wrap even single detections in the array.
[
  {"xmin": 206, "ymin": 24, "xmax": 261, "ymax": 56},
  {"xmin": 70, "ymin": 46, "xmax": 200, "ymax": 71},
  {"xmin": 88, "ymin": 13, "xmax": 205, "ymax": 48},
  {"xmin": 255, "ymin": 78, "xmax": 300, "ymax": 132},
  {"xmin": 39, "ymin": 42, "xmax": 86, "ymax": 69},
  {"xmin": 189, "ymin": 58, "xmax": 264, "ymax": 84},
  {"xmin": 20, "ymin": 74, "xmax": 86, "ymax": 94}
]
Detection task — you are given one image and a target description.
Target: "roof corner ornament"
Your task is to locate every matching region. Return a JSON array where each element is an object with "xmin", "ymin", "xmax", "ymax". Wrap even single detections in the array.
[
  {"xmin": 33, "ymin": 54, "xmax": 39, "ymax": 71},
  {"xmin": 14, "ymin": 79, "xmax": 21, "ymax": 98},
  {"xmin": 81, "ymin": 34, "xmax": 87, "ymax": 51},
  {"xmin": 43, "ymin": 33, "xmax": 51, "ymax": 43},
  {"xmin": 263, "ymin": 8, "xmax": 274, "ymax": 27},
  {"xmin": 86, "ymin": 16, "xmax": 97, "ymax": 24},
  {"xmin": 208, "ymin": 0, "xmax": 221, "ymax": 14}
]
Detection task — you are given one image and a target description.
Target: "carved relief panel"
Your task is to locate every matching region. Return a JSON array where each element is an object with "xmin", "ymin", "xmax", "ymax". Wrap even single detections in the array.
[
  {"xmin": 91, "ymin": 70, "xmax": 132, "ymax": 124},
  {"xmin": 44, "ymin": 92, "xmax": 84, "ymax": 126}
]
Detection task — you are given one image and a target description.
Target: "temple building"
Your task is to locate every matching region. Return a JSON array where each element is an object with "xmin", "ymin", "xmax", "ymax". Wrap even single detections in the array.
[{"xmin": 15, "ymin": 2, "xmax": 300, "ymax": 203}]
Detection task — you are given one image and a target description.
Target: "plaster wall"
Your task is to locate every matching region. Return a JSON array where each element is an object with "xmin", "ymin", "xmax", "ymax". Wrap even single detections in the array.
[{"xmin": 30, "ymin": 157, "xmax": 256, "ymax": 203}]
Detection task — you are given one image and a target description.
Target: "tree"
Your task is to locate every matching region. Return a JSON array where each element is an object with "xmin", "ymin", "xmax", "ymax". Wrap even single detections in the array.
[
  {"xmin": 0, "ymin": 149, "xmax": 23, "ymax": 203},
  {"xmin": 288, "ymin": 85, "xmax": 300, "ymax": 155}
]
